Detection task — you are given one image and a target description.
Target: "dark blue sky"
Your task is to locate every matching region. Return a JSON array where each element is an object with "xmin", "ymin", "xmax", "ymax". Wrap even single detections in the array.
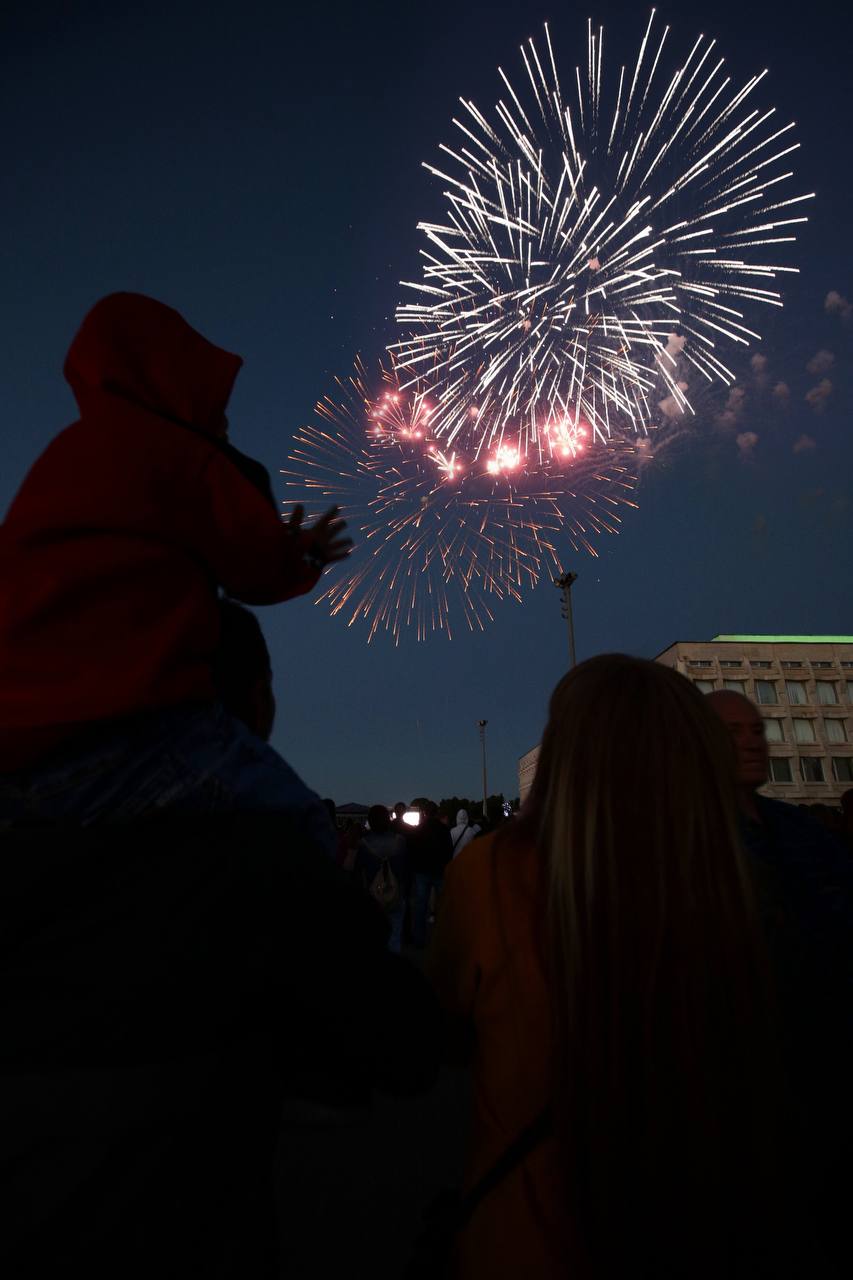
[{"xmin": 2, "ymin": 0, "xmax": 850, "ymax": 806}]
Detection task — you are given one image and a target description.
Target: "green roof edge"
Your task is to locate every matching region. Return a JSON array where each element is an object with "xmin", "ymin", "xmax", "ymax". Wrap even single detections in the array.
[{"xmin": 711, "ymin": 635, "xmax": 853, "ymax": 643}]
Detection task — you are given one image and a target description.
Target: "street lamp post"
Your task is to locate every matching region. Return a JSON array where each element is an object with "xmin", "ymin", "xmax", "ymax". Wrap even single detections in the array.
[
  {"xmin": 553, "ymin": 571, "xmax": 578, "ymax": 668},
  {"xmin": 478, "ymin": 719, "xmax": 488, "ymax": 824}
]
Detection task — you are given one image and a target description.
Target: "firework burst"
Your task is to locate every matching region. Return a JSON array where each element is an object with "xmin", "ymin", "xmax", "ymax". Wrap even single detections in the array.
[
  {"xmin": 282, "ymin": 360, "xmax": 638, "ymax": 642},
  {"xmin": 391, "ymin": 10, "xmax": 812, "ymax": 457}
]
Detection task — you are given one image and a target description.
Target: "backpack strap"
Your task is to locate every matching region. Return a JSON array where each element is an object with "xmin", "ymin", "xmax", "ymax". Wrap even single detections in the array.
[
  {"xmin": 451, "ymin": 824, "xmax": 470, "ymax": 854},
  {"xmin": 405, "ymin": 1106, "xmax": 552, "ymax": 1279},
  {"xmin": 455, "ymin": 1105, "xmax": 552, "ymax": 1229}
]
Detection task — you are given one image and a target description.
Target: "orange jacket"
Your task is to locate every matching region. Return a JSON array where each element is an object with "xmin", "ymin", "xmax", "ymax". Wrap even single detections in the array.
[
  {"xmin": 428, "ymin": 831, "xmax": 580, "ymax": 1279},
  {"xmin": 0, "ymin": 293, "xmax": 319, "ymax": 768}
]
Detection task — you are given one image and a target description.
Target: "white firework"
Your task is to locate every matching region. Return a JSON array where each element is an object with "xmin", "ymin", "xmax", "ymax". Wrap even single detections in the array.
[{"xmin": 391, "ymin": 10, "xmax": 812, "ymax": 460}]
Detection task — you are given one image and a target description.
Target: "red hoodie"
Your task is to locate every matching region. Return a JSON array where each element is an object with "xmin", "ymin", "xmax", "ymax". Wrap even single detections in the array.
[{"xmin": 0, "ymin": 293, "xmax": 320, "ymax": 769}]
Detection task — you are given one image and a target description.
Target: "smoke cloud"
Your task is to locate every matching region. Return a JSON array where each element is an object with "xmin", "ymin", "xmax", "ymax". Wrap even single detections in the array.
[
  {"xmin": 825, "ymin": 290, "xmax": 852, "ymax": 321},
  {"xmin": 716, "ymin": 386, "xmax": 746, "ymax": 429},
  {"xmin": 805, "ymin": 378, "xmax": 833, "ymax": 413},
  {"xmin": 806, "ymin": 349, "xmax": 834, "ymax": 376},
  {"xmin": 750, "ymin": 353, "xmax": 768, "ymax": 384}
]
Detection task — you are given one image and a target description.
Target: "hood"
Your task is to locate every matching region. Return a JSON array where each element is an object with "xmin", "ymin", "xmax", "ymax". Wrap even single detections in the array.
[
  {"xmin": 64, "ymin": 292, "xmax": 243, "ymax": 436},
  {"xmin": 456, "ymin": 809, "xmax": 469, "ymax": 826}
]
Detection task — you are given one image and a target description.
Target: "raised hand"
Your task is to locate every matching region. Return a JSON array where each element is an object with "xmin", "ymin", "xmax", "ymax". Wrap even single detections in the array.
[
  {"xmin": 298, "ymin": 505, "xmax": 352, "ymax": 567},
  {"xmin": 285, "ymin": 503, "xmax": 305, "ymax": 534}
]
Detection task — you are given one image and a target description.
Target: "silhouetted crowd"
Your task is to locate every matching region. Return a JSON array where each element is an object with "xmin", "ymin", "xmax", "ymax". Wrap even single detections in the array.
[
  {"xmin": 330, "ymin": 801, "xmax": 486, "ymax": 954},
  {"xmin": 2, "ymin": 295, "xmax": 851, "ymax": 1279}
]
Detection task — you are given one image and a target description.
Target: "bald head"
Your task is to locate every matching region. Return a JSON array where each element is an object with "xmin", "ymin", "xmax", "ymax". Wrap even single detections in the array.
[{"xmin": 706, "ymin": 690, "xmax": 769, "ymax": 790}]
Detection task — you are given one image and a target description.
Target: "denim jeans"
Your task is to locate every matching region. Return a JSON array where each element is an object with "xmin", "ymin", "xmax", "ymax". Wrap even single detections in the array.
[
  {"xmin": 411, "ymin": 872, "xmax": 443, "ymax": 948},
  {"xmin": 0, "ymin": 702, "xmax": 336, "ymax": 856},
  {"xmin": 387, "ymin": 902, "xmax": 406, "ymax": 955}
]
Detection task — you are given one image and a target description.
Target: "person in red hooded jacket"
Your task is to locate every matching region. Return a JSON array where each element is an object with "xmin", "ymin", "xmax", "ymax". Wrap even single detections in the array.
[{"xmin": 0, "ymin": 292, "xmax": 350, "ymax": 847}]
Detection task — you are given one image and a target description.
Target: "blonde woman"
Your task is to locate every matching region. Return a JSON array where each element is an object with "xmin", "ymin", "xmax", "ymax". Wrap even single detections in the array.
[{"xmin": 428, "ymin": 655, "xmax": 811, "ymax": 1279}]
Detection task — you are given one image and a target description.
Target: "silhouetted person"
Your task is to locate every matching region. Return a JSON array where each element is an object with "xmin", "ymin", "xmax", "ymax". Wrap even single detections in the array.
[
  {"xmin": 410, "ymin": 800, "xmax": 452, "ymax": 948},
  {"xmin": 0, "ymin": 293, "xmax": 349, "ymax": 850},
  {"xmin": 842, "ymin": 788, "xmax": 853, "ymax": 854},
  {"xmin": 390, "ymin": 802, "xmax": 417, "ymax": 941},
  {"xmin": 355, "ymin": 804, "xmax": 410, "ymax": 953},
  {"xmin": 706, "ymin": 689, "xmax": 849, "ymax": 863},
  {"xmin": 323, "ymin": 796, "xmax": 339, "ymax": 829},
  {"xmin": 335, "ymin": 818, "xmax": 362, "ymax": 871},
  {"xmin": 706, "ymin": 687, "xmax": 853, "ymax": 1275},
  {"xmin": 215, "ymin": 599, "xmax": 277, "ymax": 741},
  {"xmin": 808, "ymin": 802, "xmax": 844, "ymax": 835},
  {"xmin": 391, "ymin": 801, "xmax": 410, "ymax": 836},
  {"xmin": 428, "ymin": 657, "xmax": 846, "ymax": 1279},
  {"xmin": 1, "ymin": 570, "xmax": 442, "ymax": 1276},
  {"xmin": 703, "ymin": 689, "xmax": 768, "ymax": 820},
  {"xmin": 449, "ymin": 808, "xmax": 479, "ymax": 858}
]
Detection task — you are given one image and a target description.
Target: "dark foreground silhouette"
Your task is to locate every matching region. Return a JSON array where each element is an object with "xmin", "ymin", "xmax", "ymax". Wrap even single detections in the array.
[{"xmin": 1, "ymin": 814, "xmax": 440, "ymax": 1279}]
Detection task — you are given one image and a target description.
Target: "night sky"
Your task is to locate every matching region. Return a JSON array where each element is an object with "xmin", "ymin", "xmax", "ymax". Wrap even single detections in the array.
[{"xmin": 2, "ymin": 0, "xmax": 851, "ymax": 807}]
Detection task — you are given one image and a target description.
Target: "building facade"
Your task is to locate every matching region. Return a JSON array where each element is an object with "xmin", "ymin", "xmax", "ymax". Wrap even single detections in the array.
[
  {"xmin": 656, "ymin": 635, "xmax": 853, "ymax": 804},
  {"xmin": 518, "ymin": 635, "xmax": 853, "ymax": 806},
  {"xmin": 518, "ymin": 745, "xmax": 540, "ymax": 806}
]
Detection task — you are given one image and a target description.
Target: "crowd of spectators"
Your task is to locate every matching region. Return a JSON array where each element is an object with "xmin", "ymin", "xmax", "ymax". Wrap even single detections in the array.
[{"xmin": 2, "ymin": 295, "xmax": 851, "ymax": 1278}]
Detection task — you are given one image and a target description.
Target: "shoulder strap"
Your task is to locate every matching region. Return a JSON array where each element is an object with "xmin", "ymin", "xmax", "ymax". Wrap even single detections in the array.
[
  {"xmin": 455, "ymin": 1105, "xmax": 551, "ymax": 1230},
  {"xmin": 451, "ymin": 824, "xmax": 469, "ymax": 853}
]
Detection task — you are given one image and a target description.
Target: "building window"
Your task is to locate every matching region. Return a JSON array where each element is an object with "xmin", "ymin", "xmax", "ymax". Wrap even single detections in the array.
[
  {"xmin": 812, "ymin": 661, "xmax": 833, "ymax": 669},
  {"xmin": 785, "ymin": 680, "xmax": 807, "ymax": 705},
  {"xmin": 690, "ymin": 660, "xmax": 713, "ymax": 668},
  {"xmin": 764, "ymin": 719, "xmax": 784, "ymax": 742},
  {"xmin": 800, "ymin": 757, "xmax": 825, "ymax": 783},
  {"xmin": 752, "ymin": 661, "xmax": 772, "ymax": 669},
  {"xmin": 842, "ymin": 661, "xmax": 853, "ymax": 669},
  {"xmin": 769, "ymin": 758, "xmax": 793, "ymax": 783},
  {"xmin": 817, "ymin": 681, "xmax": 838, "ymax": 705},
  {"xmin": 825, "ymin": 719, "xmax": 848, "ymax": 743},
  {"xmin": 793, "ymin": 718, "xmax": 816, "ymax": 743},
  {"xmin": 782, "ymin": 660, "xmax": 804, "ymax": 669},
  {"xmin": 694, "ymin": 679, "xmax": 715, "ymax": 694},
  {"xmin": 720, "ymin": 660, "xmax": 742, "ymax": 668},
  {"xmin": 832, "ymin": 757, "xmax": 853, "ymax": 783},
  {"xmin": 755, "ymin": 680, "xmax": 777, "ymax": 705},
  {"xmin": 724, "ymin": 679, "xmax": 746, "ymax": 694}
]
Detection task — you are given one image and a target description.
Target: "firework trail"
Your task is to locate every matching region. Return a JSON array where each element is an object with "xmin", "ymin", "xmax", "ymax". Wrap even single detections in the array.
[
  {"xmin": 283, "ymin": 11, "xmax": 808, "ymax": 641},
  {"xmin": 391, "ymin": 10, "xmax": 812, "ymax": 458},
  {"xmin": 282, "ymin": 360, "xmax": 638, "ymax": 642}
]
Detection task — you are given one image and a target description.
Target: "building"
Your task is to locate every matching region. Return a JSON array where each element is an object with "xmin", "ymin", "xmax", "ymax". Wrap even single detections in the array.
[
  {"xmin": 333, "ymin": 802, "xmax": 370, "ymax": 828},
  {"xmin": 657, "ymin": 635, "xmax": 853, "ymax": 804},
  {"xmin": 518, "ymin": 635, "xmax": 853, "ymax": 806},
  {"xmin": 518, "ymin": 745, "xmax": 540, "ymax": 806}
]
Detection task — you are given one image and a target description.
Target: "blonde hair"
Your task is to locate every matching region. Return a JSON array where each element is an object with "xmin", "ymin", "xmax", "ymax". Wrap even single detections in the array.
[{"xmin": 521, "ymin": 655, "xmax": 784, "ymax": 1276}]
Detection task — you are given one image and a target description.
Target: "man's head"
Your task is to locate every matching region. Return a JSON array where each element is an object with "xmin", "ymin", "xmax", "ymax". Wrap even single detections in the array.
[
  {"xmin": 705, "ymin": 690, "xmax": 768, "ymax": 790},
  {"xmin": 368, "ymin": 804, "xmax": 391, "ymax": 834},
  {"xmin": 393, "ymin": 802, "xmax": 407, "ymax": 820}
]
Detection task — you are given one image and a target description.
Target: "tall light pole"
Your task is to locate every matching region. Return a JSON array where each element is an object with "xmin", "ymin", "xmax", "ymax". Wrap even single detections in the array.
[
  {"xmin": 478, "ymin": 719, "xmax": 488, "ymax": 824},
  {"xmin": 553, "ymin": 571, "xmax": 578, "ymax": 668}
]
